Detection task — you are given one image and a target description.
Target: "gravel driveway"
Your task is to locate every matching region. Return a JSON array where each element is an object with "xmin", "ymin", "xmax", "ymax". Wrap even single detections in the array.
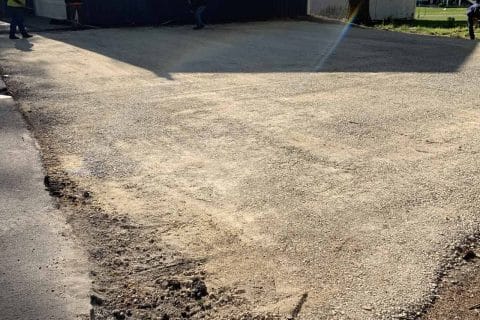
[{"xmin": 1, "ymin": 21, "xmax": 479, "ymax": 319}]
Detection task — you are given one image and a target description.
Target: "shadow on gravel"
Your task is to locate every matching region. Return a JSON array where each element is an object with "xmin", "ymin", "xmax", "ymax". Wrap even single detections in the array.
[
  {"xmin": 35, "ymin": 21, "xmax": 478, "ymax": 78},
  {"xmin": 14, "ymin": 39, "xmax": 34, "ymax": 52}
]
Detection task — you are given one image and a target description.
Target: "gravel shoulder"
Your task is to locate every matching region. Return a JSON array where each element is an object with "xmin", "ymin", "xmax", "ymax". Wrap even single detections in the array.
[{"xmin": 0, "ymin": 21, "xmax": 479, "ymax": 319}]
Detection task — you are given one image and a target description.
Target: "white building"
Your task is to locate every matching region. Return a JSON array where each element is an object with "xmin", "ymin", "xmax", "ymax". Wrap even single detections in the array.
[
  {"xmin": 33, "ymin": 0, "xmax": 67, "ymax": 20},
  {"xmin": 309, "ymin": 0, "xmax": 416, "ymax": 20}
]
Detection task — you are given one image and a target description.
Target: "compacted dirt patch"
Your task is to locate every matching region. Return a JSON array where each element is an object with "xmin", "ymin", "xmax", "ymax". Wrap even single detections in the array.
[{"xmin": 42, "ymin": 168, "xmax": 278, "ymax": 320}]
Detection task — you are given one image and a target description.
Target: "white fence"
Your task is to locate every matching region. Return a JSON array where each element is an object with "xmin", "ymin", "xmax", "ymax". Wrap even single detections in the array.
[{"xmin": 370, "ymin": 0, "xmax": 416, "ymax": 20}]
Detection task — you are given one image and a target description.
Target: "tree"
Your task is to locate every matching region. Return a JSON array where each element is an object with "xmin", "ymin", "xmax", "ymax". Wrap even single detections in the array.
[{"xmin": 348, "ymin": 0, "xmax": 371, "ymax": 25}]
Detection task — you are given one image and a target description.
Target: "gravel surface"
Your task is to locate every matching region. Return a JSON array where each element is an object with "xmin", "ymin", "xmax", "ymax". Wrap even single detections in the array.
[{"xmin": 0, "ymin": 21, "xmax": 479, "ymax": 319}]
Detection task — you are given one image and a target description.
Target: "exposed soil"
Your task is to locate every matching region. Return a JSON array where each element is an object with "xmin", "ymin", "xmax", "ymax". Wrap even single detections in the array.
[
  {"xmin": 422, "ymin": 242, "xmax": 480, "ymax": 320},
  {"xmin": 42, "ymin": 169, "xmax": 282, "ymax": 320}
]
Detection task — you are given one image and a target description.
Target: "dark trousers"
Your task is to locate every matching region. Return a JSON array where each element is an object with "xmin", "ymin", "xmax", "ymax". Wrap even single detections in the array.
[
  {"xmin": 8, "ymin": 6, "xmax": 27, "ymax": 37},
  {"xmin": 194, "ymin": 5, "xmax": 206, "ymax": 27},
  {"xmin": 468, "ymin": 15, "xmax": 477, "ymax": 40}
]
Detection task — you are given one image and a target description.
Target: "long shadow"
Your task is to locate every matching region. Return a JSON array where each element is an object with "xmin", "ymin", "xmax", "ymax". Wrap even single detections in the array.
[{"xmin": 33, "ymin": 20, "xmax": 479, "ymax": 77}]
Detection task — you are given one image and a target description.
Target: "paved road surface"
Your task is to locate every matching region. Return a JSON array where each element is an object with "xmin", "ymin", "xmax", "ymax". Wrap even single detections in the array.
[
  {"xmin": 0, "ymin": 21, "xmax": 479, "ymax": 319},
  {"xmin": 0, "ymin": 92, "xmax": 90, "ymax": 319}
]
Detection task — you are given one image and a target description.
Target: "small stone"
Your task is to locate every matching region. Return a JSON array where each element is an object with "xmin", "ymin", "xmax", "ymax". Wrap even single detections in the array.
[
  {"xmin": 112, "ymin": 309, "xmax": 126, "ymax": 320},
  {"xmin": 191, "ymin": 278, "xmax": 208, "ymax": 299},
  {"xmin": 392, "ymin": 312, "xmax": 407, "ymax": 319},
  {"xmin": 161, "ymin": 314, "xmax": 170, "ymax": 320},
  {"xmin": 90, "ymin": 294, "xmax": 104, "ymax": 306},
  {"xmin": 463, "ymin": 250, "xmax": 476, "ymax": 261},
  {"xmin": 362, "ymin": 305, "xmax": 373, "ymax": 311},
  {"xmin": 113, "ymin": 258, "xmax": 124, "ymax": 266},
  {"xmin": 159, "ymin": 279, "xmax": 182, "ymax": 291}
]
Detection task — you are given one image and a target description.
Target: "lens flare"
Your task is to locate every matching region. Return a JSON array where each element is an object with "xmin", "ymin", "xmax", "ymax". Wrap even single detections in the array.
[{"xmin": 314, "ymin": 5, "xmax": 361, "ymax": 72}]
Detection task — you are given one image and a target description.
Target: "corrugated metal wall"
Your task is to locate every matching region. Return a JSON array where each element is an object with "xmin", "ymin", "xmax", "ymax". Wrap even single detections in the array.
[
  {"xmin": 33, "ymin": 0, "xmax": 66, "ymax": 20},
  {"xmin": 78, "ymin": 0, "xmax": 307, "ymax": 26},
  {"xmin": 0, "ymin": 0, "xmax": 6, "ymax": 18}
]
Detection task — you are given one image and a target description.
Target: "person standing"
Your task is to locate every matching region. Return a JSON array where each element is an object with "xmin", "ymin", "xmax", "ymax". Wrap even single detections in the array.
[
  {"xmin": 189, "ymin": 0, "xmax": 207, "ymax": 30},
  {"xmin": 65, "ymin": 0, "xmax": 83, "ymax": 25},
  {"xmin": 7, "ymin": 0, "xmax": 32, "ymax": 40},
  {"xmin": 467, "ymin": 0, "xmax": 480, "ymax": 40}
]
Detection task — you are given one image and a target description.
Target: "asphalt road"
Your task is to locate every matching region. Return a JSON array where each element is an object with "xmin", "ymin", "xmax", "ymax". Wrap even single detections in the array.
[
  {"xmin": 0, "ymin": 21, "xmax": 479, "ymax": 319},
  {"xmin": 0, "ymin": 94, "xmax": 90, "ymax": 319}
]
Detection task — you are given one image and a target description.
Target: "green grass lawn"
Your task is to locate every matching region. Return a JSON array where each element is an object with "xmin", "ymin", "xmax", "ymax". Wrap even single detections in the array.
[
  {"xmin": 415, "ymin": 7, "xmax": 467, "ymax": 21},
  {"xmin": 374, "ymin": 6, "xmax": 475, "ymax": 39}
]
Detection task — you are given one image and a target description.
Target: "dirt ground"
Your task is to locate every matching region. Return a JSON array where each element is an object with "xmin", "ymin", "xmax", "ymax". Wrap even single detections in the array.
[
  {"xmin": 423, "ymin": 241, "xmax": 480, "ymax": 320},
  {"xmin": 1, "ymin": 21, "xmax": 480, "ymax": 319}
]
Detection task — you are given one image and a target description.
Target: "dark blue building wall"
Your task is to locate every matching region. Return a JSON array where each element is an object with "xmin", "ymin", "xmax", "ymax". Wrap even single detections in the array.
[{"xmin": 79, "ymin": 0, "xmax": 307, "ymax": 26}]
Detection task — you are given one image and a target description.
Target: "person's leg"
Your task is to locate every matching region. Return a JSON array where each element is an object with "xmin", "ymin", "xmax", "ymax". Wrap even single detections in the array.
[
  {"xmin": 9, "ymin": 7, "xmax": 19, "ymax": 39},
  {"xmin": 468, "ymin": 15, "xmax": 475, "ymax": 40},
  {"xmin": 194, "ymin": 6, "xmax": 206, "ymax": 29},
  {"xmin": 16, "ymin": 8, "xmax": 30, "ymax": 37}
]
